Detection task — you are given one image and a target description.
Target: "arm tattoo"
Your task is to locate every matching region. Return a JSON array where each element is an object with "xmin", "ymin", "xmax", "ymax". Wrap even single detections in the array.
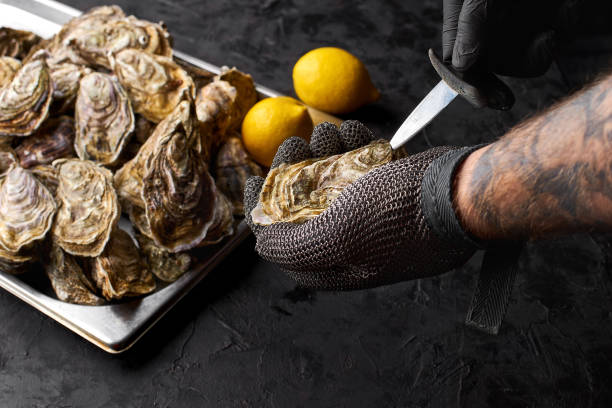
[{"xmin": 454, "ymin": 74, "xmax": 612, "ymax": 240}]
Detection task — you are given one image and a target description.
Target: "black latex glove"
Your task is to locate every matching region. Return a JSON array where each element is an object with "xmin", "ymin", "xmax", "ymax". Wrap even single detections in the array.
[
  {"xmin": 443, "ymin": 0, "xmax": 582, "ymax": 77},
  {"xmin": 244, "ymin": 121, "xmax": 481, "ymax": 290}
]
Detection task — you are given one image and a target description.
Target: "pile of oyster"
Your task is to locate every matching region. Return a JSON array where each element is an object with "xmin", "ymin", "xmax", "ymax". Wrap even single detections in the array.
[{"xmin": 0, "ymin": 6, "xmax": 263, "ymax": 305}]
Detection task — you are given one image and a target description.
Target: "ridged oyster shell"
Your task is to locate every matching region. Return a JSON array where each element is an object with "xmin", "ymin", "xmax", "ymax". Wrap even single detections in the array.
[
  {"xmin": 0, "ymin": 145, "xmax": 17, "ymax": 179},
  {"xmin": 15, "ymin": 116, "xmax": 76, "ymax": 168},
  {"xmin": 52, "ymin": 159, "xmax": 119, "ymax": 257},
  {"xmin": 0, "ymin": 57, "xmax": 21, "ymax": 87},
  {"xmin": 0, "ymin": 59, "xmax": 52, "ymax": 137},
  {"xmin": 75, "ymin": 72, "xmax": 135, "ymax": 165},
  {"xmin": 110, "ymin": 49, "xmax": 194, "ymax": 123},
  {"xmin": 252, "ymin": 139, "xmax": 393, "ymax": 225},
  {"xmin": 214, "ymin": 135, "xmax": 262, "ymax": 215},
  {"xmin": 91, "ymin": 228, "xmax": 155, "ymax": 300},
  {"xmin": 46, "ymin": 244, "xmax": 104, "ymax": 305},
  {"xmin": 0, "ymin": 27, "xmax": 41, "ymax": 59},
  {"xmin": 0, "ymin": 165, "xmax": 56, "ymax": 253}
]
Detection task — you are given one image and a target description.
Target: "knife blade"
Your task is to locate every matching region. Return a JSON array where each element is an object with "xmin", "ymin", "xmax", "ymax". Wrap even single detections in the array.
[{"xmin": 389, "ymin": 80, "xmax": 458, "ymax": 150}]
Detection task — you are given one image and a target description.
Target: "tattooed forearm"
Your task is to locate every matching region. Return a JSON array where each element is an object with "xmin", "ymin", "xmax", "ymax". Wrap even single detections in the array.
[{"xmin": 454, "ymin": 73, "xmax": 612, "ymax": 240}]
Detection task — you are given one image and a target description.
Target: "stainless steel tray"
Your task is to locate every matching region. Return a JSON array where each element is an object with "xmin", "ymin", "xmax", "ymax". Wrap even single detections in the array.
[{"xmin": 0, "ymin": 0, "xmax": 287, "ymax": 354}]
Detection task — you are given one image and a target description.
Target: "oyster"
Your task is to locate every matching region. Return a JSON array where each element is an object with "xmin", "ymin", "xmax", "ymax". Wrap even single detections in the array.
[
  {"xmin": 198, "ymin": 190, "xmax": 234, "ymax": 246},
  {"xmin": 114, "ymin": 100, "xmax": 197, "ymax": 210},
  {"xmin": 30, "ymin": 164, "xmax": 59, "ymax": 195},
  {"xmin": 214, "ymin": 135, "xmax": 263, "ymax": 215},
  {"xmin": 52, "ymin": 159, "xmax": 120, "ymax": 257},
  {"xmin": 49, "ymin": 6, "xmax": 171, "ymax": 70},
  {"xmin": 195, "ymin": 67, "xmax": 257, "ymax": 145},
  {"xmin": 136, "ymin": 233, "xmax": 191, "ymax": 283},
  {"xmin": 91, "ymin": 228, "xmax": 156, "ymax": 300},
  {"xmin": 0, "ymin": 165, "xmax": 56, "ymax": 253},
  {"xmin": 0, "ymin": 246, "xmax": 33, "ymax": 274},
  {"xmin": 110, "ymin": 49, "xmax": 194, "ymax": 123},
  {"xmin": 252, "ymin": 139, "xmax": 393, "ymax": 225},
  {"xmin": 46, "ymin": 244, "xmax": 104, "ymax": 305},
  {"xmin": 0, "ymin": 56, "xmax": 21, "ymax": 87},
  {"xmin": 15, "ymin": 116, "xmax": 76, "ymax": 168},
  {"xmin": 0, "ymin": 27, "xmax": 41, "ymax": 59},
  {"xmin": 0, "ymin": 145, "xmax": 17, "ymax": 179},
  {"xmin": 75, "ymin": 72, "xmax": 135, "ymax": 166},
  {"xmin": 0, "ymin": 59, "xmax": 52, "ymax": 137},
  {"xmin": 142, "ymin": 109, "xmax": 217, "ymax": 252}
]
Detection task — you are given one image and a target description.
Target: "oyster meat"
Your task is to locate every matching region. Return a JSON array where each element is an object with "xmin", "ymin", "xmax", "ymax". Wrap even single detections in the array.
[
  {"xmin": 52, "ymin": 159, "xmax": 120, "ymax": 257},
  {"xmin": 0, "ymin": 165, "xmax": 56, "ymax": 253},
  {"xmin": 0, "ymin": 59, "xmax": 52, "ymax": 137},
  {"xmin": 49, "ymin": 6, "xmax": 171, "ymax": 70},
  {"xmin": 110, "ymin": 49, "xmax": 194, "ymax": 123},
  {"xmin": 214, "ymin": 135, "xmax": 263, "ymax": 215},
  {"xmin": 46, "ymin": 244, "xmax": 104, "ymax": 305},
  {"xmin": 15, "ymin": 116, "xmax": 76, "ymax": 168},
  {"xmin": 141, "ymin": 103, "xmax": 217, "ymax": 252},
  {"xmin": 0, "ymin": 27, "xmax": 41, "ymax": 59},
  {"xmin": 252, "ymin": 139, "xmax": 393, "ymax": 225},
  {"xmin": 136, "ymin": 233, "xmax": 191, "ymax": 283},
  {"xmin": 92, "ymin": 228, "xmax": 156, "ymax": 300},
  {"xmin": 75, "ymin": 72, "xmax": 135, "ymax": 166},
  {"xmin": 0, "ymin": 57, "xmax": 21, "ymax": 87}
]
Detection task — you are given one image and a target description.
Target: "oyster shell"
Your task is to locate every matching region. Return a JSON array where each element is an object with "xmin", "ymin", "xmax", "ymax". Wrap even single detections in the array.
[
  {"xmin": 252, "ymin": 139, "xmax": 393, "ymax": 225},
  {"xmin": 0, "ymin": 59, "xmax": 52, "ymax": 137},
  {"xmin": 195, "ymin": 67, "xmax": 257, "ymax": 146},
  {"xmin": 0, "ymin": 56, "xmax": 21, "ymax": 87},
  {"xmin": 110, "ymin": 49, "xmax": 194, "ymax": 123},
  {"xmin": 75, "ymin": 72, "xmax": 135, "ymax": 166},
  {"xmin": 0, "ymin": 27, "xmax": 41, "ymax": 59},
  {"xmin": 198, "ymin": 190, "xmax": 234, "ymax": 246},
  {"xmin": 0, "ymin": 165, "xmax": 56, "ymax": 253},
  {"xmin": 136, "ymin": 233, "xmax": 191, "ymax": 283},
  {"xmin": 114, "ymin": 100, "xmax": 197, "ymax": 210},
  {"xmin": 46, "ymin": 244, "xmax": 104, "ymax": 305},
  {"xmin": 52, "ymin": 159, "xmax": 120, "ymax": 257},
  {"xmin": 0, "ymin": 145, "xmax": 17, "ymax": 179},
  {"xmin": 0, "ymin": 246, "xmax": 33, "ymax": 274},
  {"xmin": 214, "ymin": 135, "xmax": 263, "ymax": 215},
  {"xmin": 91, "ymin": 228, "xmax": 155, "ymax": 300},
  {"xmin": 15, "ymin": 116, "xmax": 76, "ymax": 168},
  {"xmin": 142, "ymin": 108, "xmax": 217, "ymax": 252},
  {"xmin": 49, "ymin": 6, "xmax": 171, "ymax": 70},
  {"xmin": 30, "ymin": 164, "xmax": 59, "ymax": 195}
]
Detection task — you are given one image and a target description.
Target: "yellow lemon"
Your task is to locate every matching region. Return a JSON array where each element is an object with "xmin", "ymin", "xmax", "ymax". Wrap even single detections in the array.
[
  {"xmin": 293, "ymin": 47, "xmax": 380, "ymax": 115},
  {"xmin": 242, "ymin": 96, "xmax": 313, "ymax": 167}
]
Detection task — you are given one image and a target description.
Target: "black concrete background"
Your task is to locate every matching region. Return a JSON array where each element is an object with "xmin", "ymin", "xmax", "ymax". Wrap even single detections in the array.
[{"xmin": 1, "ymin": 1, "xmax": 612, "ymax": 407}]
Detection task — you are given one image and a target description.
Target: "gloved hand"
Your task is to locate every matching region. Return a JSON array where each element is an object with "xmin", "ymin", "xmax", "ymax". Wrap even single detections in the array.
[
  {"xmin": 243, "ymin": 121, "xmax": 482, "ymax": 290},
  {"xmin": 443, "ymin": 0, "xmax": 582, "ymax": 77}
]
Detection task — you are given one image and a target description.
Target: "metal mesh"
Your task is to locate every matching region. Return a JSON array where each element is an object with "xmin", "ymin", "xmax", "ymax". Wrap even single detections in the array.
[{"xmin": 244, "ymin": 121, "xmax": 475, "ymax": 290}]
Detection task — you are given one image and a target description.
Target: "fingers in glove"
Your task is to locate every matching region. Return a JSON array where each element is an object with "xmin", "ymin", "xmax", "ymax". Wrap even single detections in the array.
[
  {"xmin": 309, "ymin": 122, "xmax": 343, "ymax": 157},
  {"xmin": 443, "ymin": 0, "xmax": 464, "ymax": 63},
  {"xmin": 243, "ymin": 175, "xmax": 265, "ymax": 232},
  {"xmin": 339, "ymin": 120, "xmax": 375, "ymax": 151},
  {"xmin": 494, "ymin": 30, "xmax": 555, "ymax": 77},
  {"xmin": 270, "ymin": 136, "xmax": 312, "ymax": 169},
  {"xmin": 452, "ymin": 0, "xmax": 487, "ymax": 72}
]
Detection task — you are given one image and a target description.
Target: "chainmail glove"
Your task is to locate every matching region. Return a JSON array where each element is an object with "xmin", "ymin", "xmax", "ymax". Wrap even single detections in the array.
[{"xmin": 244, "ymin": 121, "xmax": 482, "ymax": 290}]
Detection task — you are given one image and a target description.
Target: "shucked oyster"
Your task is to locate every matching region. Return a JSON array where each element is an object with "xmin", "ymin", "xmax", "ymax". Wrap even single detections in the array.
[
  {"xmin": 49, "ymin": 5, "xmax": 171, "ymax": 70},
  {"xmin": 0, "ymin": 166, "xmax": 56, "ymax": 253},
  {"xmin": 52, "ymin": 159, "xmax": 120, "ymax": 257},
  {"xmin": 46, "ymin": 244, "xmax": 104, "ymax": 305},
  {"xmin": 75, "ymin": 72, "xmax": 135, "ymax": 166},
  {"xmin": 0, "ymin": 27, "xmax": 41, "ymax": 59},
  {"xmin": 0, "ymin": 59, "xmax": 52, "ymax": 137},
  {"xmin": 136, "ymin": 233, "xmax": 191, "ymax": 283},
  {"xmin": 15, "ymin": 116, "xmax": 76, "ymax": 168},
  {"xmin": 110, "ymin": 49, "xmax": 194, "ymax": 123},
  {"xmin": 252, "ymin": 139, "xmax": 393, "ymax": 225},
  {"xmin": 0, "ymin": 57, "xmax": 21, "ymax": 87},
  {"xmin": 214, "ymin": 135, "xmax": 263, "ymax": 215},
  {"xmin": 91, "ymin": 228, "xmax": 155, "ymax": 300},
  {"xmin": 141, "ymin": 103, "xmax": 217, "ymax": 252}
]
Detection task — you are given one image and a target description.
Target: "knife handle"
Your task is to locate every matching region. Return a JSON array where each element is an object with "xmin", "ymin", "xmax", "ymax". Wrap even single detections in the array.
[{"xmin": 428, "ymin": 49, "xmax": 515, "ymax": 110}]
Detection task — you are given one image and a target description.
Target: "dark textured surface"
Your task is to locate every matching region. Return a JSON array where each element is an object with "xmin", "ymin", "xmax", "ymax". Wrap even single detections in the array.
[{"xmin": 1, "ymin": 1, "xmax": 612, "ymax": 407}]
